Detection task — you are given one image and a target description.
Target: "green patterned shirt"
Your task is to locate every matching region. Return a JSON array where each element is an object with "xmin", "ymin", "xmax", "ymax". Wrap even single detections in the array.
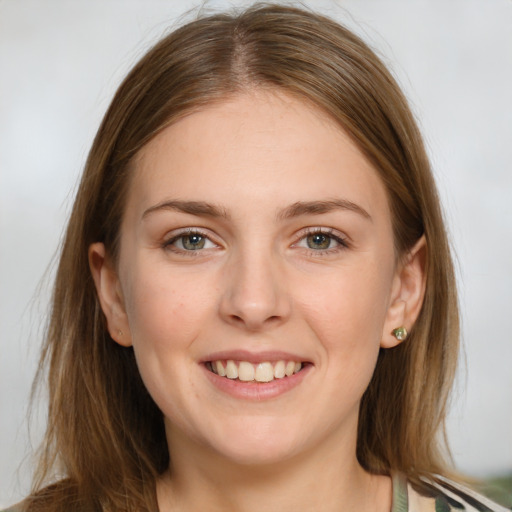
[{"xmin": 392, "ymin": 473, "xmax": 510, "ymax": 512}]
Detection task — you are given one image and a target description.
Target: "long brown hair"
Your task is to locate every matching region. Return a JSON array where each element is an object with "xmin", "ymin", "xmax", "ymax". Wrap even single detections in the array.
[{"xmin": 28, "ymin": 4, "xmax": 459, "ymax": 511}]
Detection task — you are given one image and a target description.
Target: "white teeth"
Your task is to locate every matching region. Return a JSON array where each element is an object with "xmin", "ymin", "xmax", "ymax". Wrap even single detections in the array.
[
  {"xmin": 209, "ymin": 359, "xmax": 304, "ymax": 382},
  {"xmin": 215, "ymin": 360, "xmax": 226, "ymax": 377},
  {"xmin": 285, "ymin": 361, "xmax": 296, "ymax": 376},
  {"xmin": 255, "ymin": 362, "xmax": 274, "ymax": 382},
  {"xmin": 238, "ymin": 361, "xmax": 255, "ymax": 381},
  {"xmin": 225, "ymin": 360, "xmax": 238, "ymax": 379},
  {"xmin": 274, "ymin": 360, "xmax": 286, "ymax": 379}
]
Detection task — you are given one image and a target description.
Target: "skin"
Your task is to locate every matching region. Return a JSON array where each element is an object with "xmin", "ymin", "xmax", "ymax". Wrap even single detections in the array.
[{"xmin": 90, "ymin": 90, "xmax": 426, "ymax": 512}]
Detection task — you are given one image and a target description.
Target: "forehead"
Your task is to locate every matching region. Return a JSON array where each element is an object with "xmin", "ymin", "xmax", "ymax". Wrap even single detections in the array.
[{"xmin": 125, "ymin": 90, "xmax": 389, "ymax": 222}]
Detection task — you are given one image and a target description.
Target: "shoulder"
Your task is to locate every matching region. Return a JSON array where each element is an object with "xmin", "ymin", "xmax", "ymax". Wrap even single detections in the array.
[{"xmin": 393, "ymin": 472, "xmax": 510, "ymax": 512}]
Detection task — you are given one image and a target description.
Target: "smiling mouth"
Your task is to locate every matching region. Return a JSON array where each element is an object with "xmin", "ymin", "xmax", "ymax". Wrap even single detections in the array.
[{"xmin": 206, "ymin": 360, "xmax": 304, "ymax": 383}]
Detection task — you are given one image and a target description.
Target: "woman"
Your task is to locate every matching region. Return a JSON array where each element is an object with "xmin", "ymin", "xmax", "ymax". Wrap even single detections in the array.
[{"xmin": 4, "ymin": 4, "xmax": 507, "ymax": 512}]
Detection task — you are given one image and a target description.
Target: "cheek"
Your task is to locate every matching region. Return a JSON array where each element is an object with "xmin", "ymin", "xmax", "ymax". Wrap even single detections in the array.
[
  {"xmin": 120, "ymin": 275, "xmax": 218, "ymax": 426},
  {"xmin": 297, "ymin": 261, "xmax": 393, "ymax": 384},
  {"xmin": 123, "ymin": 267, "xmax": 216, "ymax": 353},
  {"xmin": 121, "ymin": 271, "xmax": 213, "ymax": 415},
  {"xmin": 302, "ymin": 266, "xmax": 391, "ymax": 341}
]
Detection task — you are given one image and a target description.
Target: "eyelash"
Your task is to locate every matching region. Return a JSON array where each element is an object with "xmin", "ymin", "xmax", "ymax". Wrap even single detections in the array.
[
  {"xmin": 292, "ymin": 227, "xmax": 349, "ymax": 256},
  {"xmin": 162, "ymin": 227, "xmax": 349, "ymax": 257},
  {"xmin": 163, "ymin": 228, "xmax": 218, "ymax": 256}
]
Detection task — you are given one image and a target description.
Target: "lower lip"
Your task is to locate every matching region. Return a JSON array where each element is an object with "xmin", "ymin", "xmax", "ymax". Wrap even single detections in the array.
[{"xmin": 202, "ymin": 364, "xmax": 311, "ymax": 400}]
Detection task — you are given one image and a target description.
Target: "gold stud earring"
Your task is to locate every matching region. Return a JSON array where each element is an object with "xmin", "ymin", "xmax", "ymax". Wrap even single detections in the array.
[
  {"xmin": 392, "ymin": 326, "xmax": 408, "ymax": 341},
  {"xmin": 118, "ymin": 330, "xmax": 123, "ymax": 337}
]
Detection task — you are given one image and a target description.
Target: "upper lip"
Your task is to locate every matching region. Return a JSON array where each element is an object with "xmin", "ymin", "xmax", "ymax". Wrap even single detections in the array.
[{"xmin": 201, "ymin": 350, "xmax": 311, "ymax": 364}]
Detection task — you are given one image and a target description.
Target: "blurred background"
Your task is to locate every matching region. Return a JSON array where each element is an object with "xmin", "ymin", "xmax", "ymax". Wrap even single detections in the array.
[{"xmin": 1, "ymin": 0, "xmax": 511, "ymax": 507}]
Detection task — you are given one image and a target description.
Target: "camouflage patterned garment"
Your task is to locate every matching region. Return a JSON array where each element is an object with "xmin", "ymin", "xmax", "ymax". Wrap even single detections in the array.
[{"xmin": 392, "ymin": 472, "xmax": 510, "ymax": 512}]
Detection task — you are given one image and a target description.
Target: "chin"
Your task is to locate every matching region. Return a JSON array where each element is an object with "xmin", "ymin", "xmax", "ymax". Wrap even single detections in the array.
[
  {"xmin": 205, "ymin": 420, "xmax": 307, "ymax": 467},
  {"xmin": 214, "ymin": 442, "xmax": 300, "ymax": 467}
]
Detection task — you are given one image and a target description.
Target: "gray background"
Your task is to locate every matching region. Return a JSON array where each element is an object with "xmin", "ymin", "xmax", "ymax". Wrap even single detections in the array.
[{"xmin": 1, "ymin": 0, "xmax": 511, "ymax": 507}]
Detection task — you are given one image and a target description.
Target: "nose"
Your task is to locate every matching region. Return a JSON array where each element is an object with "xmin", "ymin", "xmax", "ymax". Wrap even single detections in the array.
[{"xmin": 219, "ymin": 247, "xmax": 292, "ymax": 331}]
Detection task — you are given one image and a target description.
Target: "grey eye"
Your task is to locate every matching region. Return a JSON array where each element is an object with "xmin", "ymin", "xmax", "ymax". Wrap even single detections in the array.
[
  {"xmin": 180, "ymin": 234, "xmax": 207, "ymax": 250},
  {"xmin": 306, "ymin": 233, "xmax": 333, "ymax": 250}
]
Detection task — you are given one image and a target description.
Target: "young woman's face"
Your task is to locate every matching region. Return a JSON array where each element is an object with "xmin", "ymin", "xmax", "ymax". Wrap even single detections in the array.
[{"xmin": 94, "ymin": 90, "xmax": 414, "ymax": 466}]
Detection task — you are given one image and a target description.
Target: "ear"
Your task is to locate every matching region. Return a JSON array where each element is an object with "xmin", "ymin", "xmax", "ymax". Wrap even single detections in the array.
[
  {"xmin": 381, "ymin": 235, "xmax": 427, "ymax": 348},
  {"xmin": 89, "ymin": 242, "xmax": 132, "ymax": 347}
]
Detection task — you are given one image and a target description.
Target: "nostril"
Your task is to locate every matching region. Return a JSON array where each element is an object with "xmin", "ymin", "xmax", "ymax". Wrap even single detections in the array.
[{"xmin": 218, "ymin": 270, "xmax": 292, "ymax": 330}]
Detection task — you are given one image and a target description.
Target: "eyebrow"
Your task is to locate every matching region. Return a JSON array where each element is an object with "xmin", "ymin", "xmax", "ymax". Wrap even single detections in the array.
[
  {"xmin": 142, "ymin": 198, "xmax": 371, "ymax": 222},
  {"xmin": 276, "ymin": 199, "xmax": 372, "ymax": 221},
  {"xmin": 142, "ymin": 200, "xmax": 230, "ymax": 220}
]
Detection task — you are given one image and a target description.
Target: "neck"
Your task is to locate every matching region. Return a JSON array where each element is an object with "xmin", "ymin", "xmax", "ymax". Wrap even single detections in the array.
[{"xmin": 156, "ymin": 427, "xmax": 392, "ymax": 512}]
